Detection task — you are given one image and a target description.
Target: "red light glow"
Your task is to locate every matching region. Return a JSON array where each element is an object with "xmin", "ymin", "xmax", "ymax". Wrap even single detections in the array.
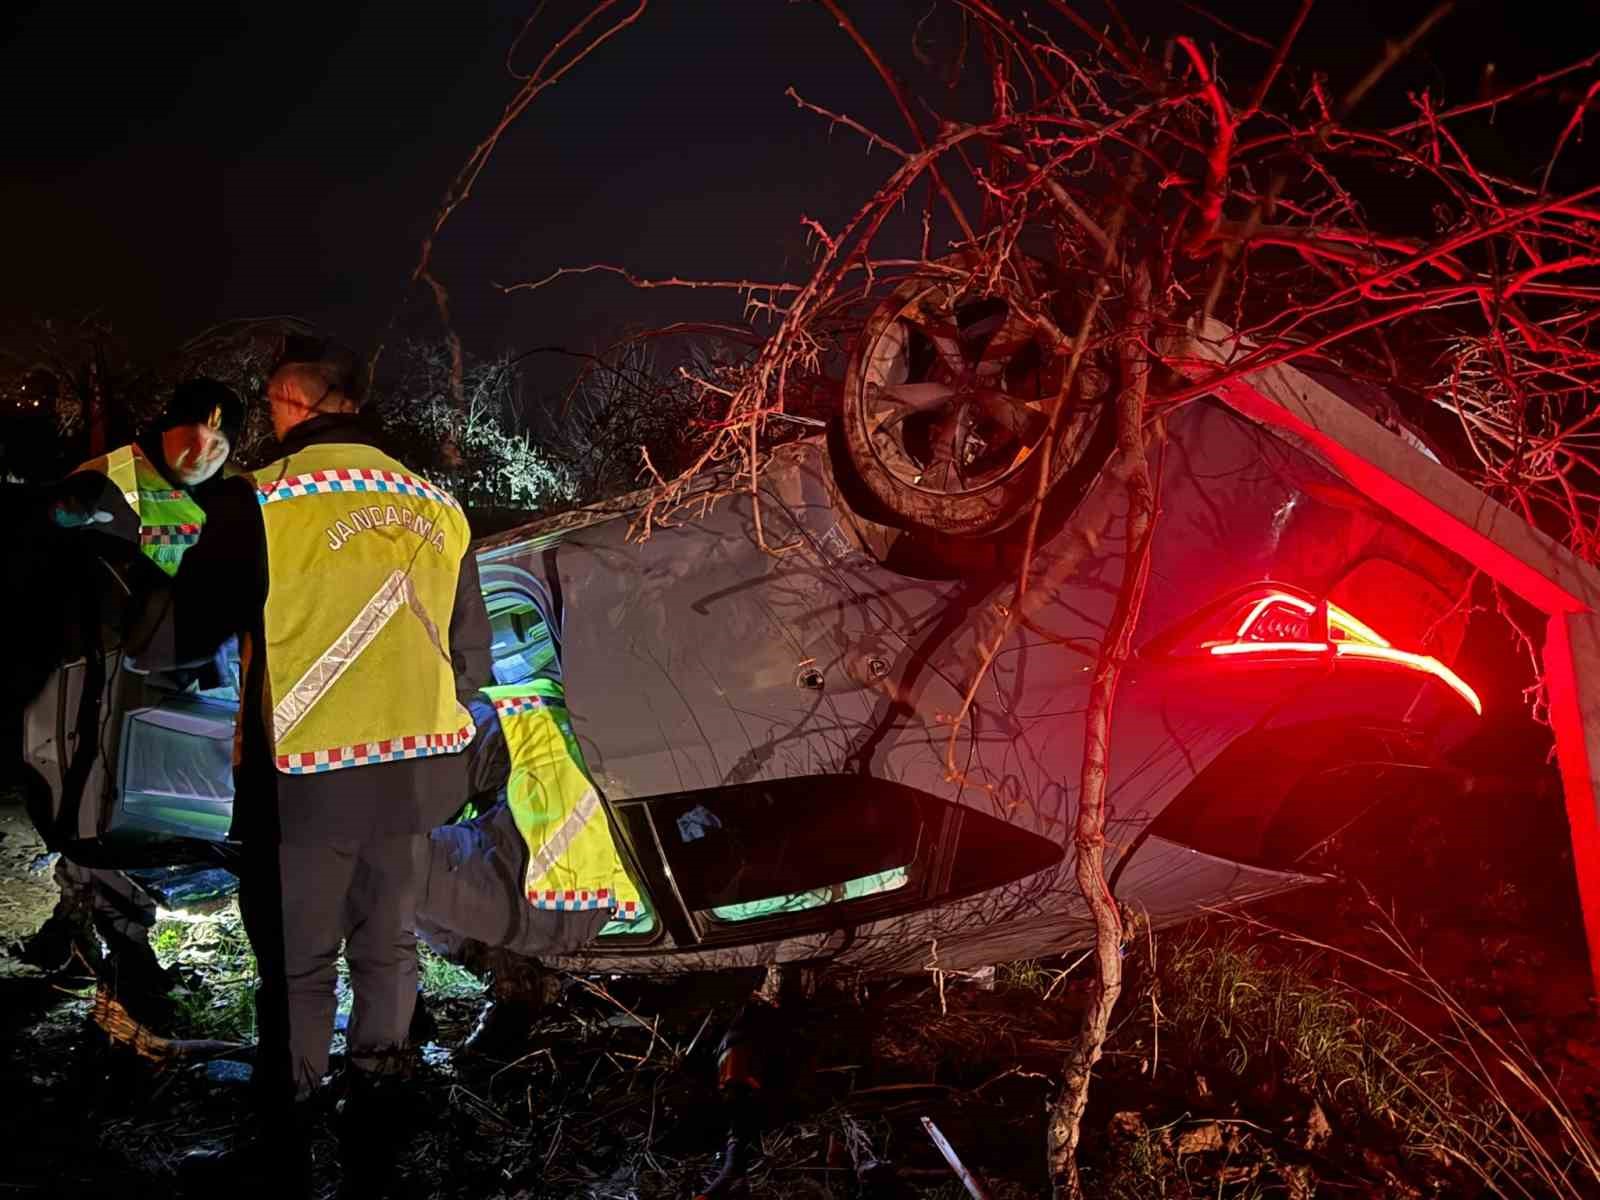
[
  {"xmin": 1207, "ymin": 589, "xmax": 1482, "ymax": 715},
  {"xmin": 1328, "ymin": 604, "xmax": 1390, "ymax": 648},
  {"xmin": 1333, "ymin": 643, "xmax": 1483, "ymax": 714},
  {"xmin": 1204, "ymin": 368, "xmax": 1599, "ymax": 1005},
  {"xmin": 1211, "ymin": 641, "xmax": 1331, "ymax": 655}
]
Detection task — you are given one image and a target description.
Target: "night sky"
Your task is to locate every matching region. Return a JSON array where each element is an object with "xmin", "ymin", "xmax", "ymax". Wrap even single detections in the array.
[{"xmin": 4, "ymin": 1, "xmax": 1595, "ymax": 387}]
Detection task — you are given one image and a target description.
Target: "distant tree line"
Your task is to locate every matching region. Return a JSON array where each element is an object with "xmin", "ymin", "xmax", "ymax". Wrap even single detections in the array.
[{"xmin": 0, "ymin": 316, "xmax": 711, "ymax": 518}]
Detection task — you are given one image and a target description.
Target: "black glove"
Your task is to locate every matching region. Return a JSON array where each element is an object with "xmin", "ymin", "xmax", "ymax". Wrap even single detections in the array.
[{"xmin": 48, "ymin": 471, "xmax": 138, "ymax": 543}]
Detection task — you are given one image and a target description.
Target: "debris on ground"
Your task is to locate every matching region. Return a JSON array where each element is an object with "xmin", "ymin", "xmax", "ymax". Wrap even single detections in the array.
[{"xmin": 1, "ymin": 774, "xmax": 1596, "ymax": 1198}]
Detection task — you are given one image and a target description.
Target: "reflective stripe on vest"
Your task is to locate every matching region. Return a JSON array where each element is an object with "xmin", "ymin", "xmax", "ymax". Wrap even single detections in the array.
[
  {"xmin": 76, "ymin": 444, "xmax": 207, "ymax": 577},
  {"xmin": 253, "ymin": 443, "xmax": 474, "ymax": 774},
  {"xmin": 483, "ymin": 682, "xmax": 642, "ymax": 919}
]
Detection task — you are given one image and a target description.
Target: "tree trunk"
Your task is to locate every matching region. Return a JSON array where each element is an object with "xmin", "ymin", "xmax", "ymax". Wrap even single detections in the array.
[{"xmin": 1046, "ymin": 263, "xmax": 1156, "ymax": 1198}]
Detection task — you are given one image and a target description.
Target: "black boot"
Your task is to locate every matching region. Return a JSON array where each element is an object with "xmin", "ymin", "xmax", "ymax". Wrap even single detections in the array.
[
  {"xmin": 461, "ymin": 952, "xmax": 557, "ymax": 1057},
  {"xmin": 338, "ymin": 1069, "xmax": 411, "ymax": 1199},
  {"xmin": 102, "ymin": 938, "xmax": 180, "ymax": 1029},
  {"xmin": 15, "ymin": 912, "xmax": 96, "ymax": 976},
  {"xmin": 460, "ymin": 994, "xmax": 537, "ymax": 1057},
  {"xmin": 179, "ymin": 1102, "xmax": 315, "ymax": 1199}
]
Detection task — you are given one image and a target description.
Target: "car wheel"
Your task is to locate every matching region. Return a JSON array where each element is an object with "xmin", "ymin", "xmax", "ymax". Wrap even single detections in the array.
[{"xmin": 840, "ymin": 258, "xmax": 1112, "ymax": 537}]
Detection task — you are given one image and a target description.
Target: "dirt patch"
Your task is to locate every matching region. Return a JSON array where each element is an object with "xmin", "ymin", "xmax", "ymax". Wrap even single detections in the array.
[{"xmin": 0, "ymin": 794, "xmax": 62, "ymax": 975}]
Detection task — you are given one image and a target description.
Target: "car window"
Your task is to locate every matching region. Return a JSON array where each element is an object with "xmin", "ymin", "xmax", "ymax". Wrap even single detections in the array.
[
  {"xmin": 488, "ymin": 600, "xmax": 558, "ymax": 686},
  {"xmin": 117, "ymin": 703, "xmax": 234, "ymax": 841},
  {"xmin": 709, "ymin": 866, "xmax": 909, "ymax": 923},
  {"xmin": 612, "ymin": 775, "xmax": 1064, "ymax": 951},
  {"xmin": 659, "ymin": 785, "xmax": 926, "ymax": 918},
  {"xmin": 479, "ymin": 559, "xmax": 563, "ymax": 687}
]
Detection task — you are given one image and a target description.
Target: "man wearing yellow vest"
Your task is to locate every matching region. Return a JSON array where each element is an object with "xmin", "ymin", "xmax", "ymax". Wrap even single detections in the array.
[
  {"xmin": 16, "ymin": 379, "xmax": 241, "ymax": 1020},
  {"xmin": 74, "ymin": 378, "xmax": 239, "ymax": 572},
  {"xmin": 142, "ymin": 339, "xmax": 491, "ymax": 1198},
  {"xmin": 416, "ymin": 672, "xmax": 643, "ymax": 1055}
]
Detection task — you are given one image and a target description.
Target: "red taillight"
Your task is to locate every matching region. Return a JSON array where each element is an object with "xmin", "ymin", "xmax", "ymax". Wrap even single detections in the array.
[
  {"xmin": 1191, "ymin": 589, "xmax": 1481, "ymax": 715},
  {"xmin": 1232, "ymin": 594, "xmax": 1319, "ymax": 642}
]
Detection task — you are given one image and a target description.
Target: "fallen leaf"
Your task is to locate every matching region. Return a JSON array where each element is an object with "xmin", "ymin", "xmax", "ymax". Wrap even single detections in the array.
[{"xmin": 1177, "ymin": 1121, "xmax": 1223, "ymax": 1155}]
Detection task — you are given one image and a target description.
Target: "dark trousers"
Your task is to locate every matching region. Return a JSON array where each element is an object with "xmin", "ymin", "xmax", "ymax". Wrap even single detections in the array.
[
  {"xmin": 54, "ymin": 858, "xmax": 156, "ymax": 949},
  {"xmin": 417, "ymin": 803, "xmax": 607, "ymax": 962},
  {"xmin": 239, "ymin": 833, "xmax": 427, "ymax": 1100}
]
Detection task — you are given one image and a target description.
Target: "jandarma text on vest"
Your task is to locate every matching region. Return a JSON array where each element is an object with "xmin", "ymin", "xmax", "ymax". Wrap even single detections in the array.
[{"xmin": 324, "ymin": 503, "xmax": 447, "ymax": 553}]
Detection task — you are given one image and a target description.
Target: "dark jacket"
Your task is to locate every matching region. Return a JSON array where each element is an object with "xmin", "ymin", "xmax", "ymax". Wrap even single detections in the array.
[
  {"xmin": 3, "ymin": 467, "xmax": 149, "ymax": 710},
  {"xmin": 4, "ymin": 483, "xmax": 114, "ymax": 790},
  {"xmin": 139, "ymin": 413, "xmax": 493, "ymax": 845},
  {"xmin": 5, "ymin": 459, "xmax": 194, "ymax": 842}
]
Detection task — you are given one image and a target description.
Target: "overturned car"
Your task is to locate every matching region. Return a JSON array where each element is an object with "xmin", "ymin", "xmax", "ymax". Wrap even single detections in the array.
[{"xmin": 473, "ymin": 401, "xmax": 1482, "ymax": 975}]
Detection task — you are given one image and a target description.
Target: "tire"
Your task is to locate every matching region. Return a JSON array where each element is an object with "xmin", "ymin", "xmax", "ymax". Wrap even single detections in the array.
[{"xmin": 839, "ymin": 258, "xmax": 1111, "ymax": 537}]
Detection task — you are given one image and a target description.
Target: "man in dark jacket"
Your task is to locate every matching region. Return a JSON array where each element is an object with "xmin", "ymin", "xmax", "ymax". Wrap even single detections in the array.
[
  {"xmin": 13, "ymin": 381, "xmax": 242, "ymax": 1021},
  {"xmin": 141, "ymin": 340, "xmax": 492, "ymax": 1197}
]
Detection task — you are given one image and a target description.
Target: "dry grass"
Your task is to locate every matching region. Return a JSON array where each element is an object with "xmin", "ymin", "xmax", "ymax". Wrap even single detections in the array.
[
  {"xmin": 150, "ymin": 904, "xmax": 488, "ymax": 1046},
  {"xmin": 20, "ymin": 893, "xmax": 1592, "ymax": 1199},
  {"xmin": 1157, "ymin": 929, "xmax": 1469, "ymax": 1135},
  {"xmin": 1205, "ymin": 906, "xmax": 1600, "ymax": 1200}
]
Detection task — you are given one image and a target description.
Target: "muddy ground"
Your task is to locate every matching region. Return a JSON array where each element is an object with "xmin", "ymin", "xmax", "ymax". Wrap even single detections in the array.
[
  {"xmin": 1, "ymin": 770, "xmax": 1597, "ymax": 1199},
  {"xmin": 0, "ymin": 803, "xmax": 61, "ymax": 965}
]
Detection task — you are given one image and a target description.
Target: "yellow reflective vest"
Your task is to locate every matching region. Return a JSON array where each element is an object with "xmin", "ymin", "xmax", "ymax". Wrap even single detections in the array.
[
  {"xmin": 252, "ymin": 442, "xmax": 475, "ymax": 774},
  {"xmin": 484, "ymin": 680, "xmax": 642, "ymax": 920},
  {"xmin": 76, "ymin": 443, "xmax": 207, "ymax": 576}
]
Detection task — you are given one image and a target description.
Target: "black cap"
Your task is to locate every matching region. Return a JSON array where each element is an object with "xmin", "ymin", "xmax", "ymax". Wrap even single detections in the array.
[
  {"xmin": 158, "ymin": 378, "xmax": 243, "ymax": 446},
  {"xmin": 274, "ymin": 334, "xmax": 365, "ymax": 403}
]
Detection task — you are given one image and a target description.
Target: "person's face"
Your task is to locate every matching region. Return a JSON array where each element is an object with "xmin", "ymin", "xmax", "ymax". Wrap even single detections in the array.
[
  {"xmin": 267, "ymin": 370, "xmax": 314, "ymax": 440},
  {"xmin": 161, "ymin": 422, "xmax": 231, "ymax": 487}
]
